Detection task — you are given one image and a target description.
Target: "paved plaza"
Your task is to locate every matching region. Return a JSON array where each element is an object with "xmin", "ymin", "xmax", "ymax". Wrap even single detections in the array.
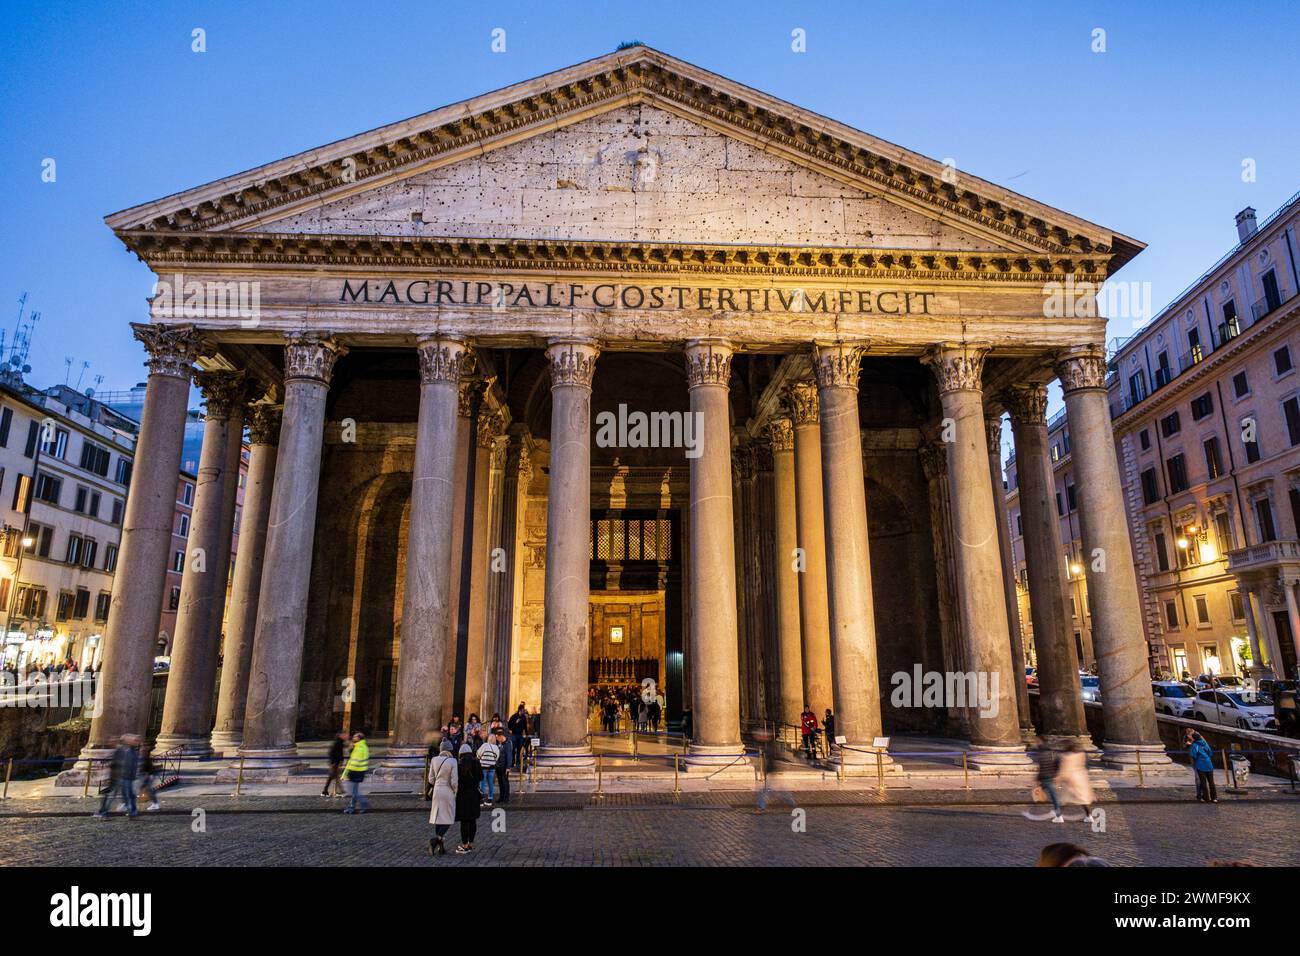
[{"xmin": 3, "ymin": 787, "xmax": 1297, "ymax": 867}]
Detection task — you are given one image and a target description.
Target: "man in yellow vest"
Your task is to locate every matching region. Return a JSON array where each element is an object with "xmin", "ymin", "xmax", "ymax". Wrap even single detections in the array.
[{"xmin": 343, "ymin": 731, "xmax": 370, "ymax": 814}]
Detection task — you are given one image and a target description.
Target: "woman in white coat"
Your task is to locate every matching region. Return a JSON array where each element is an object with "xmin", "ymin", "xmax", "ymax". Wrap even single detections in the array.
[{"xmin": 428, "ymin": 739, "xmax": 459, "ymax": 856}]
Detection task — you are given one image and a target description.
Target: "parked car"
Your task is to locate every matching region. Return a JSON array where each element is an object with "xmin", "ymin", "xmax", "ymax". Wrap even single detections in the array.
[
  {"xmin": 1079, "ymin": 675, "xmax": 1101, "ymax": 703},
  {"xmin": 1259, "ymin": 678, "xmax": 1297, "ymax": 699},
  {"xmin": 1193, "ymin": 673, "xmax": 1244, "ymax": 691},
  {"xmin": 1152, "ymin": 681, "xmax": 1197, "ymax": 717},
  {"xmin": 1192, "ymin": 689, "xmax": 1278, "ymax": 732}
]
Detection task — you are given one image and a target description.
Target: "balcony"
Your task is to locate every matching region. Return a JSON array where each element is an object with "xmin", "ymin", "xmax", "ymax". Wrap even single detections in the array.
[{"xmin": 1225, "ymin": 539, "xmax": 1300, "ymax": 573}]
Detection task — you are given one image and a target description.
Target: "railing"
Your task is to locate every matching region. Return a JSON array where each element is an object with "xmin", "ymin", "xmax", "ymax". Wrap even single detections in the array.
[{"xmin": 1225, "ymin": 539, "xmax": 1300, "ymax": 571}]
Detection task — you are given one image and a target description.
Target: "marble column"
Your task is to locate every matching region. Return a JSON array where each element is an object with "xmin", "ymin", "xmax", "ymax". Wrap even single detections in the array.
[
  {"xmin": 443, "ymin": 377, "xmax": 478, "ymax": 722},
  {"xmin": 156, "ymin": 370, "xmax": 248, "ymax": 755},
  {"xmin": 813, "ymin": 344, "xmax": 889, "ymax": 766},
  {"xmin": 1056, "ymin": 346, "xmax": 1169, "ymax": 766},
  {"xmin": 1283, "ymin": 578, "xmax": 1300, "ymax": 677},
  {"xmin": 731, "ymin": 443, "xmax": 756, "ymax": 728},
  {"xmin": 684, "ymin": 339, "xmax": 744, "ymax": 763},
  {"xmin": 1240, "ymin": 586, "xmax": 1271, "ymax": 680},
  {"xmin": 926, "ymin": 345, "xmax": 1029, "ymax": 765},
  {"xmin": 789, "ymin": 382, "xmax": 834, "ymax": 716},
  {"xmin": 920, "ymin": 440, "xmax": 970, "ymax": 737},
  {"xmin": 464, "ymin": 408, "xmax": 499, "ymax": 717},
  {"xmin": 210, "ymin": 404, "xmax": 280, "ymax": 752},
  {"xmin": 1005, "ymin": 385, "xmax": 1087, "ymax": 742},
  {"xmin": 236, "ymin": 333, "xmax": 345, "ymax": 774},
  {"xmin": 483, "ymin": 434, "xmax": 515, "ymax": 714},
  {"xmin": 536, "ymin": 339, "xmax": 599, "ymax": 770},
  {"xmin": 378, "ymin": 337, "xmax": 471, "ymax": 775},
  {"xmin": 986, "ymin": 411, "xmax": 1035, "ymax": 740},
  {"xmin": 767, "ymin": 417, "xmax": 804, "ymax": 729},
  {"xmin": 60, "ymin": 325, "xmax": 203, "ymax": 784}
]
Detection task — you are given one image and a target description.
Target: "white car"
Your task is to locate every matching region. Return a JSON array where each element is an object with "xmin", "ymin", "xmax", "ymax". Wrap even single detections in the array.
[
  {"xmin": 1192, "ymin": 689, "xmax": 1278, "ymax": 732},
  {"xmin": 1152, "ymin": 681, "xmax": 1197, "ymax": 717}
]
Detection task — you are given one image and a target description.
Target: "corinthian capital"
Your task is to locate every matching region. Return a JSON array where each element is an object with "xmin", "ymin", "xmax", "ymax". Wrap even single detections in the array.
[
  {"xmin": 546, "ymin": 339, "xmax": 600, "ymax": 389},
  {"xmin": 918, "ymin": 440, "xmax": 947, "ymax": 480},
  {"xmin": 683, "ymin": 339, "xmax": 732, "ymax": 389},
  {"xmin": 925, "ymin": 345, "xmax": 987, "ymax": 395},
  {"xmin": 787, "ymin": 382, "xmax": 819, "ymax": 425},
  {"xmin": 476, "ymin": 408, "xmax": 505, "ymax": 449},
  {"xmin": 194, "ymin": 370, "xmax": 247, "ymax": 421},
  {"xmin": 767, "ymin": 417, "xmax": 795, "ymax": 452},
  {"xmin": 247, "ymin": 404, "xmax": 283, "ymax": 446},
  {"xmin": 1004, "ymin": 383, "xmax": 1049, "ymax": 427},
  {"xmin": 1055, "ymin": 346, "xmax": 1108, "ymax": 393},
  {"xmin": 416, "ymin": 336, "xmax": 473, "ymax": 385},
  {"xmin": 812, "ymin": 343, "xmax": 866, "ymax": 390},
  {"xmin": 132, "ymin": 323, "xmax": 204, "ymax": 380},
  {"xmin": 985, "ymin": 414, "xmax": 1005, "ymax": 455},
  {"xmin": 284, "ymin": 333, "xmax": 346, "ymax": 385}
]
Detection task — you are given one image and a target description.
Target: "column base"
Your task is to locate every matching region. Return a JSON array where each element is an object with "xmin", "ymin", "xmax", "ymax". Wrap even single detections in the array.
[
  {"xmin": 208, "ymin": 730, "xmax": 242, "ymax": 752},
  {"xmin": 829, "ymin": 743, "xmax": 898, "ymax": 773},
  {"xmin": 371, "ymin": 746, "xmax": 430, "ymax": 783},
  {"xmin": 683, "ymin": 742, "xmax": 754, "ymax": 776},
  {"xmin": 1039, "ymin": 733, "xmax": 1098, "ymax": 753},
  {"xmin": 1100, "ymin": 741, "xmax": 1175, "ymax": 771},
  {"xmin": 153, "ymin": 734, "xmax": 216, "ymax": 759},
  {"xmin": 213, "ymin": 747, "xmax": 308, "ymax": 783},
  {"xmin": 54, "ymin": 746, "xmax": 115, "ymax": 788},
  {"xmin": 965, "ymin": 743, "xmax": 1036, "ymax": 771},
  {"xmin": 532, "ymin": 744, "xmax": 596, "ymax": 779}
]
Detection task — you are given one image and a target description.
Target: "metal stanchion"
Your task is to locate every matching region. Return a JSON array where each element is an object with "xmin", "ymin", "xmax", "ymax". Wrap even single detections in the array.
[
  {"xmin": 82, "ymin": 759, "xmax": 92, "ymax": 799},
  {"xmin": 876, "ymin": 750, "xmax": 884, "ymax": 791},
  {"xmin": 595, "ymin": 754, "xmax": 603, "ymax": 798},
  {"xmin": 961, "ymin": 752, "xmax": 970, "ymax": 790},
  {"xmin": 837, "ymin": 747, "xmax": 844, "ymax": 783},
  {"xmin": 1135, "ymin": 747, "xmax": 1144, "ymax": 788},
  {"xmin": 234, "ymin": 755, "xmax": 246, "ymax": 797},
  {"xmin": 2, "ymin": 757, "xmax": 12, "ymax": 799},
  {"xmin": 673, "ymin": 753, "xmax": 680, "ymax": 796},
  {"xmin": 1221, "ymin": 748, "xmax": 1231, "ymax": 790}
]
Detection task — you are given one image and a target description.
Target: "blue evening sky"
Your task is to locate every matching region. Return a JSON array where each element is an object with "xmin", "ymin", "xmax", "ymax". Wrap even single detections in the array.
[{"xmin": 1, "ymin": 0, "xmax": 1297, "ymax": 399}]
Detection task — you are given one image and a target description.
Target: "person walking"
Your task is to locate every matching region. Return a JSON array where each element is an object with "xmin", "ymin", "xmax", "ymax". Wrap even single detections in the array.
[
  {"xmin": 455, "ymin": 742, "xmax": 483, "ymax": 854},
  {"xmin": 323, "ymin": 730, "xmax": 347, "ymax": 797},
  {"xmin": 799, "ymin": 705, "xmax": 819, "ymax": 759},
  {"xmin": 343, "ymin": 731, "xmax": 370, "ymax": 814},
  {"xmin": 93, "ymin": 734, "xmax": 140, "ymax": 819},
  {"xmin": 1030, "ymin": 737, "xmax": 1064, "ymax": 823},
  {"xmin": 508, "ymin": 703, "xmax": 528, "ymax": 769},
  {"xmin": 1055, "ymin": 738, "xmax": 1095, "ymax": 818},
  {"xmin": 477, "ymin": 731, "xmax": 501, "ymax": 806},
  {"xmin": 1189, "ymin": 731, "xmax": 1218, "ymax": 803},
  {"xmin": 138, "ymin": 746, "xmax": 161, "ymax": 812},
  {"xmin": 494, "ymin": 728, "xmax": 513, "ymax": 805},
  {"xmin": 427, "ymin": 739, "xmax": 458, "ymax": 856},
  {"xmin": 822, "ymin": 709, "xmax": 835, "ymax": 759}
]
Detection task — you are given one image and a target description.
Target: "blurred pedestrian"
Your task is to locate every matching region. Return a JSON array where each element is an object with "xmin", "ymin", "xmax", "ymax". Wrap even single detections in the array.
[
  {"xmin": 93, "ymin": 734, "xmax": 140, "ymax": 819},
  {"xmin": 343, "ymin": 731, "xmax": 370, "ymax": 814},
  {"xmin": 455, "ymin": 742, "xmax": 483, "ymax": 854},
  {"xmin": 1028, "ymin": 737, "xmax": 1064, "ymax": 823},
  {"xmin": 427, "ymin": 739, "xmax": 458, "ymax": 856},
  {"xmin": 138, "ymin": 745, "xmax": 161, "ymax": 811},
  {"xmin": 323, "ymin": 730, "xmax": 347, "ymax": 797},
  {"xmin": 1056, "ymin": 738, "xmax": 1095, "ymax": 818}
]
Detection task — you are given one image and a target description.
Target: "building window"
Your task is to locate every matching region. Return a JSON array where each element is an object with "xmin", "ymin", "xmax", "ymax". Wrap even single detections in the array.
[
  {"xmin": 65, "ymin": 534, "xmax": 83, "ymax": 566},
  {"xmin": 110, "ymin": 499, "xmax": 123, "ymax": 524},
  {"xmin": 1194, "ymin": 594, "xmax": 1211, "ymax": 626},
  {"xmin": 11, "ymin": 473, "xmax": 30, "ymax": 512},
  {"xmin": 1141, "ymin": 467, "xmax": 1160, "ymax": 505},
  {"xmin": 104, "ymin": 543, "xmax": 118, "ymax": 573},
  {"xmin": 1065, "ymin": 483, "xmax": 1077, "ymax": 512},
  {"xmin": 180, "ymin": 482, "xmax": 194, "ymax": 506},
  {"xmin": 94, "ymin": 592, "xmax": 111, "ymax": 622},
  {"xmin": 1139, "ymin": 428, "xmax": 1151, "ymax": 451},
  {"xmin": 55, "ymin": 590, "xmax": 73, "ymax": 622},
  {"xmin": 1284, "ymin": 397, "xmax": 1300, "ymax": 447},
  {"xmin": 169, "ymin": 586, "xmax": 181, "ymax": 611},
  {"xmin": 1055, "ymin": 491, "xmax": 1063, "ymax": 516},
  {"xmin": 1190, "ymin": 392, "xmax": 1214, "ymax": 420},
  {"xmin": 1229, "ymin": 591, "xmax": 1245, "ymax": 622},
  {"xmin": 1129, "ymin": 372, "xmax": 1148, "ymax": 406},
  {"xmin": 1214, "ymin": 511, "xmax": 1234, "ymax": 552},
  {"xmin": 1166, "ymin": 454, "xmax": 1188, "ymax": 494},
  {"xmin": 1165, "ymin": 600, "xmax": 1179, "ymax": 630},
  {"xmin": 1242, "ymin": 418, "xmax": 1261, "ymax": 463},
  {"xmin": 178, "ymin": 514, "xmax": 190, "ymax": 537},
  {"xmin": 1154, "ymin": 531, "xmax": 1170, "ymax": 572},
  {"xmin": 1203, "ymin": 436, "xmax": 1223, "ymax": 480},
  {"xmin": 115, "ymin": 459, "xmax": 132, "ymax": 486},
  {"xmin": 33, "ymin": 472, "xmax": 62, "ymax": 505},
  {"xmin": 1275, "ymin": 346, "xmax": 1294, "ymax": 376},
  {"xmin": 81, "ymin": 538, "xmax": 97, "ymax": 569},
  {"xmin": 1232, "ymin": 370, "xmax": 1250, "ymax": 399},
  {"xmin": 1155, "ymin": 351, "xmax": 1173, "ymax": 387},
  {"xmin": 1262, "ymin": 269, "xmax": 1283, "ymax": 313},
  {"xmin": 1255, "ymin": 498, "xmax": 1277, "ymax": 542},
  {"xmin": 79, "ymin": 441, "xmax": 111, "ymax": 477},
  {"xmin": 1014, "ymin": 512, "xmax": 1022, "ymax": 536},
  {"xmin": 73, "ymin": 588, "xmax": 90, "ymax": 620},
  {"xmin": 0, "ymin": 407, "xmax": 11, "ymax": 447},
  {"xmin": 172, "ymin": 550, "xmax": 185, "ymax": 573},
  {"xmin": 22, "ymin": 421, "xmax": 38, "ymax": 458},
  {"xmin": 1160, "ymin": 412, "xmax": 1181, "ymax": 438},
  {"xmin": 42, "ymin": 427, "xmax": 69, "ymax": 460}
]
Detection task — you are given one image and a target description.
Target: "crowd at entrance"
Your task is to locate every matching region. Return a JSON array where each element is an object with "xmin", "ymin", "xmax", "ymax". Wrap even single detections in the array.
[{"xmin": 591, "ymin": 684, "xmax": 663, "ymax": 733}]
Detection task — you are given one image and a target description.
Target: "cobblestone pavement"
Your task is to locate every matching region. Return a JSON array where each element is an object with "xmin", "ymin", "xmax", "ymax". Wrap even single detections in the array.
[{"xmin": 2, "ymin": 790, "xmax": 1297, "ymax": 866}]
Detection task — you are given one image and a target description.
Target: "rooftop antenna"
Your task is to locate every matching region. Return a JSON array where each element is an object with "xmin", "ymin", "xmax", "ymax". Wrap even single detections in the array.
[
  {"xmin": 9, "ymin": 293, "xmax": 27, "ymax": 366},
  {"xmin": 10, "ymin": 308, "xmax": 39, "ymax": 373},
  {"xmin": 64, "ymin": 357, "xmax": 73, "ymax": 385},
  {"xmin": 74, "ymin": 360, "xmax": 90, "ymax": 391}
]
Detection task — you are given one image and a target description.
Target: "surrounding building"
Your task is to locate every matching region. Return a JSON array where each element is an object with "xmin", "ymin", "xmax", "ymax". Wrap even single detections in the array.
[
  {"xmin": 64, "ymin": 47, "xmax": 1173, "ymax": 783},
  {"xmin": 1103, "ymin": 193, "xmax": 1300, "ymax": 683},
  {"xmin": 0, "ymin": 380, "xmax": 136, "ymax": 672}
]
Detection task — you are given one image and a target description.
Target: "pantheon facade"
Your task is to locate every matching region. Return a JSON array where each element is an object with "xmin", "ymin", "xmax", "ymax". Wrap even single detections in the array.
[{"xmin": 66, "ymin": 47, "xmax": 1169, "ymax": 779}]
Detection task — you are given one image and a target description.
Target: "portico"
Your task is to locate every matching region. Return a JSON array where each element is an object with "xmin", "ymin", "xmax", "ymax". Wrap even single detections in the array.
[{"xmin": 59, "ymin": 47, "xmax": 1170, "ymax": 783}]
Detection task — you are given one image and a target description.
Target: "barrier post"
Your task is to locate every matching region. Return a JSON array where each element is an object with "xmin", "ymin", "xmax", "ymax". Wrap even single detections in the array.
[
  {"xmin": 2, "ymin": 757, "xmax": 12, "ymax": 799},
  {"xmin": 234, "ymin": 755, "xmax": 246, "ymax": 797},
  {"xmin": 673, "ymin": 753, "xmax": 680, "ymax": 796},
  {"xmin": 82, "ymin": 759, "xmax": 92, "ymax": 799},
  {"xmin": 876, "ymin": 750, "xmax": 884, "ymax": 791},
  {"xmin": 1221, "ymin": 749, "xmax": 1231, "ymax": 790},
  {"xmin": 595, "ymin": 755, "xmax": 603, "ymax": 798},
  {"xmin": 1135, "ymin": 747, "xmax": 1144, "ymax": 788},
  {"xmin": 962, "ymin": 752, "xmax": 970, "ymax": 790},
  {"xmin": 837, "ymin": 748, "xmax": 844, "ymax": 783}
]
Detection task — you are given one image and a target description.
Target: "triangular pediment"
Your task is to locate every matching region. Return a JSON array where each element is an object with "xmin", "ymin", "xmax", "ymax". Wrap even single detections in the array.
[{"xmin": 107, "ymin": 46, "xmax": 1141, "ymax": 272}]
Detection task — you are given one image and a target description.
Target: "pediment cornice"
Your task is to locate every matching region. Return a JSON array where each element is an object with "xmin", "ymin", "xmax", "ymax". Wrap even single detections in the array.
[
  {"xmin": 106, "ymin": 47, "xmax": 1142, "ymax": 274},
  {"xmin": 119, "ymin": 229, "xmax": 1110, "ymax": 283}
]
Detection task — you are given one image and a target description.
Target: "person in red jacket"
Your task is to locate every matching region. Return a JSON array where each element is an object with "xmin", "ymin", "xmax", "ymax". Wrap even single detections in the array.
[{"xmin": 800, "ymin": 705, "xmax": 819, "ymax": 759}]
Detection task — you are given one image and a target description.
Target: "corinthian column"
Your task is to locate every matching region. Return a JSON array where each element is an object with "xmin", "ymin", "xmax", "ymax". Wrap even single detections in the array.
[
  {"xmin": 157, "ymin": 370, "xmax": 248, "ymax": 755},
  {"xmin": 925, "ymin": 345, "xmax": 1030, "ymax": 766},
  {"xmin": 683, "ymin": 339, "xmax": 744, "ymax": 764},
  {"xmin": 379, "ymin": 336, "xmax": 471, "ymax": 776},
  {"xmin": 211, "ymin": 403, "xmax": 280, "ymax": 752},
  {"xmin": 60, "ymin": 324, "xmax": 203, "ymax": 785},
  {"xmin": 464, "ymin": 407, "xmax": 501, "ymax": 717},
  {"xmin": 1056, "ymin": 346, "xmax": 1169, "ymax": 766},
  {"xmin": 768, "ymin": 417, "xmax": 803, "ymax": 729},
  {"xmin": 536, "ymin": 339, "xmax": 599, "ymax": 771},
  {"xmin": 1004, "ymin": 386, "xmax": 1086, "ymax": 742},
  {"xmin": 986, "ymin": 411, "xmax": 1035, "ymax": 740},
  {"xmin": 788, "ymin": 382, "xmax": 834, "ymax": 717},
  {"xmin": 235, "ymin": 333, "xmax": 345, "ymax": 775},
  {"xmin": 813, "ymin": 344, "xmax": 888, "ymax": 765}
]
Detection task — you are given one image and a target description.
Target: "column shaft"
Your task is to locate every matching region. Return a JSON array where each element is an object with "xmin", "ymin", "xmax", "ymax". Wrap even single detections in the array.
[
  {"xmin": 987, "ymin": 413, "xmax": 1034, "ymax": 738},
  {"xmin": 238, "ymin": 334, "xmax": 344, "ymax": 770},
  {"xmin": 464, "ymin": 411, "xmax": 497, "ymax": 717},
  {"xmin": 158, "ymin": 371, "xmax": 247, "ymax": 754},
  {"xmin": 1057, "ymin": 346, "xmax": 1168, "ymax": 765},
  {"xmin": 443, "ymin": 384, "xmax": 475, "ymax": 722},
  {"xmin": 789, "ymin": 383, "xmax": 833, "ymax": 715},
  {"xmin": 685, "ymin": 340, "xmax": 744, "ymax": 760},
  {"xmin": 536, "ymin": 340, "xmax": 599, "ymax": 768},
  {"xmin": 211, "ymin": 405, "xmax": 280, "ymax": 751},
  {"xmin": 768, "ymin": 419, "xmax": 803, "ymax": 729}
]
